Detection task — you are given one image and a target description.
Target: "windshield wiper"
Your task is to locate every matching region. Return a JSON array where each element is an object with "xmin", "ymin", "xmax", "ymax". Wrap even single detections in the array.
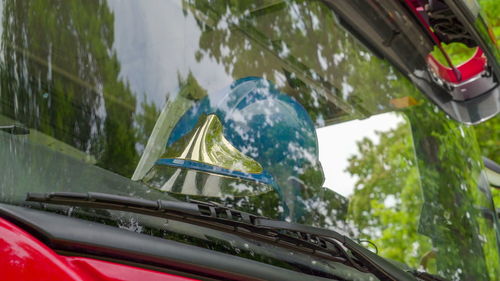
[
  {"xmin": 26, "ymin": 192, "xmax": 423, "ymax": 281},
  {"xmin": 0, "ymin": 124, "xmax": 30, "ymax": 135}
]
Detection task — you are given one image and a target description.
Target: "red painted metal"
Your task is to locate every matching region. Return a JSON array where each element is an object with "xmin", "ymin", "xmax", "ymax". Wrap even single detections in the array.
[
  {"xmin": 65, "ymin": 257, "xmax": 198, "ymax": 281},
  {"xmin": 403, "ymin": 0, "xmax": 488, "ymax": 84},
  {"xmin": 427, "ymin": 48, "xmax": 487, "ymax": 83},
  {"xmin": 0, "ymin": 217, "xmax": 198, "ymax": 281},
  {"xmin": 403, "ymin": 0, "xmax": 463, "ymax": 81}
]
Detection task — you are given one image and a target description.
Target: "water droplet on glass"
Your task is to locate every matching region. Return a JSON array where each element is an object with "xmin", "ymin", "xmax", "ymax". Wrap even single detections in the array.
[{"xmin": 67, "ymin": 206, "xmax": 74, "ymax": 217}]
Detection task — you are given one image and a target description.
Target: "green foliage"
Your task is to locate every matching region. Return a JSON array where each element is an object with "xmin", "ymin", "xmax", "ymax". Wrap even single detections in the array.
[
  {"xmin": 493, "ymin": 188, "xmax": 500, "ymax": 209},
  {"xmin": 0, "ymin": 0, "xmax": 498, "ymax": 279},
  {"xmin": 347, "ymin": 120, "xmax": 433, "ymax": 267},
  {"xmin": 347, "ymin": 93, "xmax": 500, "ymax": 280},
  {"xmin": 474, "ymin": 115, "xmax": 500, "ymax": 163},
  {"xmin": 475, "ymin": 0, "xmax": 499, "ymax": 206},
  {"xmin": 479, "ymin": 0, "xmax": 500, "ymax": 40},
  {"xmin": 431, "ymin": 0, "xmax": 499, "ymax": 66},
  {"xmin": 0, "ymin": 0, "xmax": 140, "ymax": 177},
  {"xmin": 431, "ymin": 43, "xmax": 477, "ymax": 66},
  {"xmin": 430, "ymin": 0, "xmax": 500, "ymax": 165},
  {"xmin": 182, "ymin": 0, "xmax": 411, "ymax": 125},
  {"xmin": 136, "ymin": 96, "xmax": 161, "ymax": 150}
]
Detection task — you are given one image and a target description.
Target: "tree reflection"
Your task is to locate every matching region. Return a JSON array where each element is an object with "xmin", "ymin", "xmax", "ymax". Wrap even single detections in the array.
[
  {"xmin": 181, "ymin": 0, "xmax": 410, "ymax": 125},
  {"xmin": 406, "ymin": 101, "xmax": 500, "ymax": 281},
  {"xmin": 0, "ymin": 0, "xmax": 138, "ymax": 176},
  {"xmin": 346, "ymin": 90, "xmax": 500, "ymax": 280},
  {"xmin": 173, "ymin": 2, "xmax": 500, "ymax": 278},
  {"xmin": 0, "ymin": 0, "xmax": 498, "ymax": 280},
  {"xmin": 346, "ymin": 118, "xmax": 433, "ymax": 268}
]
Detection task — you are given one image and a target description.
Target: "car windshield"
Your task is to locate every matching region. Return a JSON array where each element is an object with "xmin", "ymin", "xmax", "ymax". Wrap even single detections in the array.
[{"xmin": 0, "ymin": 0, "xmax": 499, "ymax": 280}]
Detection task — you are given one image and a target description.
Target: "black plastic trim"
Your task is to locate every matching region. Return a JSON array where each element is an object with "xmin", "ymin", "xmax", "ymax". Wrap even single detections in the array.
[{"xmin": 0, "ymin": 203, "xmax": 336, "ymax": 281}]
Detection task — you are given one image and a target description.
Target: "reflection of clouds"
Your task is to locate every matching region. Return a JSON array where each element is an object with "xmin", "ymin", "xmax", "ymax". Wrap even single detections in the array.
[
  {"xmin": 228, "ymin": 182, "xmax": 251, "ymax": 193},
  {"xmin": 317, "ymin": 46, "xmax": 328, "ymax": 71},
  {"xmin": 317, "ymin": 113, "xmax": 402, "ymax": 197},
  {"xmin": 108, "ymin": 0, "xmax": 232, "ymax": 106},
  {"xmin": 287, "ymin": 142, "xmax": 317, "ymax": 165},
  {"xmin": 341, "ymin": 80, "xmax": 353, "ymax": 100}
]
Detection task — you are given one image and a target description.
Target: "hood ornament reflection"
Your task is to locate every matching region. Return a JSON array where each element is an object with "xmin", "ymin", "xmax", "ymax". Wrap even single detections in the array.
[{"xmin": 160, "ymin": 114, "xmax": 263, "ymax": 175}]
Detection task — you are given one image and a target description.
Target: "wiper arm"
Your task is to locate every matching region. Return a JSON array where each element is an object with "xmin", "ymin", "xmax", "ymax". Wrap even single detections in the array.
[
  {"xmin": 26, "ymin": 192, "xmax": 349, "ymax": 264},
  {"xmin": 26, "ymin": 192, "xmax": 418, "ymax": 281}
]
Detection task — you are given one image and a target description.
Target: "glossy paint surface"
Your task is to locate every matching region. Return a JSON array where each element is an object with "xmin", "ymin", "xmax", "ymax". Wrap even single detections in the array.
[
  {"xmin": 427, "ymin": 49, "xmax": 487, "ymax": 83},
  {"xmin": 0, "ymin": 1, "xmax": 498, "ymax": 280},
  {"xmin": 0, "ymin": 218, "xmax": 197, "ymax": 281}
]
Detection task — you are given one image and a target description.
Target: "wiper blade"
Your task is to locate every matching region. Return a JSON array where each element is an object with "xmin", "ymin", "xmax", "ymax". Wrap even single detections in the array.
[
  {"xmin": 26, "ymin": 192, "xmax": 348, "ymax": 263},
  {"xmin": 26, "ymin": 192, "xmax": 418, "ymax": 281}
]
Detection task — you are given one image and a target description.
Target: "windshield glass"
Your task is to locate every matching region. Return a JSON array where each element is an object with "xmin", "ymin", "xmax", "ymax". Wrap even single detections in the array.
[{"xmin": 0, "ymin": 0, "xmax": 499, "ymax": 280}]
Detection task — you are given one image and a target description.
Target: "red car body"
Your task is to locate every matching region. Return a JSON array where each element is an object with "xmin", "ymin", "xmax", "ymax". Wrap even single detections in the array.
[{"xmin": 0, "ymin": 218, "xmax": 196, "ymax": 281}]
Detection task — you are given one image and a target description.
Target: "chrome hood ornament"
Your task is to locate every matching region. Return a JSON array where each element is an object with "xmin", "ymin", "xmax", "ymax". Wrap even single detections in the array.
[
  {"xmin": 161, "ymin": 114, "xmax": 263, "ymax": 174},
  {"xmin": 143, "ymin": 114, "xmax": 273, "ymax": 197}
]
